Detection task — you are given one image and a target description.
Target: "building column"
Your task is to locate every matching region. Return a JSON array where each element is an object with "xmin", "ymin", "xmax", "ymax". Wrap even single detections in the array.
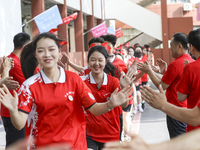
[
  {"xmin": 87, "ymin": 0, "xmax": 95, "ymax": 49},
  {"xmin": 58, "ymin": 0, "xmax": 69, "ymax": 54},
  {"xmin": 31, "ymin": 0, "xmax": 45, "ymax": 37},
  {"xmin": 97, "ymin": 19, "xmax": 103, "ymax": 25},
  {"xmin": 161, "ymin": 0, "xmax": 170, "ymax": 64},
  {"xmin": 74, "ymin": 0, "xmax": 85, "ymax": 66}
]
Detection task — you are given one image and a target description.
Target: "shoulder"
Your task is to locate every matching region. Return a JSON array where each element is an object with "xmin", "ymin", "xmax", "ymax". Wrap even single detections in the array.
[{"xmin": 23, "ymin": 73, "xmax": 41, "ymax": 86}]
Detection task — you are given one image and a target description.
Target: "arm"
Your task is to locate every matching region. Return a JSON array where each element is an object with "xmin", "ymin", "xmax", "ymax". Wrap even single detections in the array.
[
  {"xmin": 61, "ymin": 52, "xmax": 84, "ymax": 72},
  {"xmin": 103, "ymin": 128, "xmax": 200, "ymax": 150},
  {"xmin": 141, "ymin": 85, "xmax": 200, "ymax": 127},
  {"xmin": 177, "ymin": 91, "xmax": 188, "ymax": 102},
  {"xmin": 138, "ymin": 61, "xmax": 169, "ymax": 90},
  {"xmin": 0, "ymin": 84, "xmax": 28, "ymax": 130},
  {"xmin": 88, "ymin": 86, "xmax": 133, "ymax": 116}
]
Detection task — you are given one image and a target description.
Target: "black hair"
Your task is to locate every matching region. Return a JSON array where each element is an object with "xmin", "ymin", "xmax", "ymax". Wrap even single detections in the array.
[
  {"xmin": 21, "ymin": 32, "xmax": 63, "ymax": 79},
  {"xmin": 88, "ymin": 45, "xmax": 120, "ymax": 78},
  {"xmin": 13, "ymin": 32, "xmax": 30, "ymax": 49},
  {"xmin": 134, "ymin": 43, "xmax": 140, "ymax": 47},
  {"xmin": 144, "ymin": 44, "xmax": 150, "ymax": 49},
  {"xmin": 135, "ymin": 46, "xmax": 142, "ymax": 50},
  {"xmin": 172, "ymin": 33, "xmax": 188, "ymax": 50},
  {"xmin": 114, "ymin": 53, "xmax": 124, "ymax": 60},
  {"xmin": 100, "ymin": 35, "xmax": 117, "ymax": 47},
  {"xmin": 127, "ymin": 46, "xmax": 135, "ymax": 53},
  {"xmin": 188, "ymin": 29, "xmax": 200, "ymax": 52},
  {"xmin": 88, "ymin": 37, "xmax": 104, "ymax": 47}
]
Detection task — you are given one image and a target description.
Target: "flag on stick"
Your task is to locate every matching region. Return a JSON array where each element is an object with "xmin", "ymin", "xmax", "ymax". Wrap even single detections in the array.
[
  {"xmin": 107, "ymin": 26, "xmax": 115, "ymax": 34},
  {"xmin": 34, "ymin": 5, "xmax": 63, "ymax": 33},
  {"xmin": 91, "ymin": 22, "xmax": 107, "ymax": 37},
  {"xmin": 60, "ymin": 12, "xmax": 78, "ymax": 25},
  {"xmin": 197, "ymin": 3, "xmax": 200, "ymax": 21},
  {"xmin": 115, "ymin": 28, "xmax": 124, "ymax": 38}
]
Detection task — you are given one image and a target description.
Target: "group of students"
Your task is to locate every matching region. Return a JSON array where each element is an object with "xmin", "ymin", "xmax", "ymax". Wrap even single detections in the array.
[
  {"xmin": 2, "ymin": 28, "xmax": 200, "ymax": 150},
  {"xmin": 0, "ymin": 32, "xmax": 148, "ymax": 150}
]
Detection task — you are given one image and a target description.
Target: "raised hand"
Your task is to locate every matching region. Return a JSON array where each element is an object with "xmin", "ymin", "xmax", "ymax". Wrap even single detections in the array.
[
  {"xmin": 0, "ymin": 84, "xmax": 19, "ymax": 112},
  {"xmin": 0, "ymin": 77, "xmax": 20, "ymax": 90},
  {"xmin": 137, "ymin": 60, "xmax": 151, "ymax": 74},
  {"xmin": 61, "ymin": 52, "xmax": 70, "ymax": 65},
  {"xmin": 120, "ymin": 68, "xmax": 136, "ymax": 89},
  {"xmin": 156, "ymin": 58, "xmax": 167, "ymax": 74},
  {"xmin": 2, "ymin": 57, "xmax": 14, "ymax": 71},
  {"xmin": 140, "ymin": 84, "xmax": 167, "ymax": 110},
  {"xmin": 109, "ymin": 86, "xmax": 133, "ymax": 108},
  {"xmin": 151, "ymin": 65, "xmax": 160, "ymax": 73}
]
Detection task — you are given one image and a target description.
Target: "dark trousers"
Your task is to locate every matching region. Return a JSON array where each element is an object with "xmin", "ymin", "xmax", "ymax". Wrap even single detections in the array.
[
  {"xmin": 87, "ymin": 136, "xmax": 104, "ymax": 150},
  {"xmin": 166, "ymin": 115, "xmax": 187, "ymax": 139},
  {"xmin": 2, "ymin": 116, "xmax": 25, "ymax": 147}
]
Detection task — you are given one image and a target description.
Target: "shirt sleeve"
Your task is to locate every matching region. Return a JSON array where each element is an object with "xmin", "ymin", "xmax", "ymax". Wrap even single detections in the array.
[
  {"xmin": 18, "ymin": 82, "xmax": 34, "ymax": 114},
  {"xmin": 9, "ymin": 61, "xmax": 25, "ymax": 86},
  {"xmin": 161, "ymin": 63, "xmax": 177, "ymax": 85},
  {"xmin": 176, "ymin": 65, "xmax": 191, "ymax": 95},
  {"xmin": 76, "ymin": 76, "xmax": 96, "ymax": 110}
]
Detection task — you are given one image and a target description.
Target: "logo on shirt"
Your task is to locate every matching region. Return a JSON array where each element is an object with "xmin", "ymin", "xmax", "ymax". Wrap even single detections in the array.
[
  {"xmin": 88, "ymin": 93, "xmax": 95, "ymax": 100},
  {"xmin": 65, "ymin": 91, "xmax": 74, "ymax": 101}
]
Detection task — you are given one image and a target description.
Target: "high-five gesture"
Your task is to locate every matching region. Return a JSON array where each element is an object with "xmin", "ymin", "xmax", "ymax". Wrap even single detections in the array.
[{"xmin": 0, "ymin": 84, "xmax": 18, "ymax": 112}]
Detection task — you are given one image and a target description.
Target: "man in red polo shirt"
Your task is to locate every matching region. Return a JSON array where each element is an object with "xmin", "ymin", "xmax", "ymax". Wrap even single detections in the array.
[
  {"xmin": 1, "ymin": 32, "xmax": 30, "ymax": 147},
  {"xmin": 138, "ymin": 33, "xmax": 194, "ymax": 138},
  {"xmin": 176, "ymin": 29, "xmax": 200, "ymax": 132}
]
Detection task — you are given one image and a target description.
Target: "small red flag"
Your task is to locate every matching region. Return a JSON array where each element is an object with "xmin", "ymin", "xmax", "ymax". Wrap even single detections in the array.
[
  {"xmin": 60, "ymin": 12, "xmax": 78, "ymax": 25},
  {"xmin": 115, "ymin": 28, "xmax": 124, "ymax": 38},
  {"xmin": 58, "ymin": 41, "xmax": 67, "ymax": 46},
  {"xmin": 49, "ymin": 28, "xmax": 59, "ymax": 35}
]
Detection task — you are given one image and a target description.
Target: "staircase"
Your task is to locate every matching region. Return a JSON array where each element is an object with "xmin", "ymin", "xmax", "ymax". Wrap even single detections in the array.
[{"xmin": 105, "ymin": 0, "xmax": 162, "ymax": 46}]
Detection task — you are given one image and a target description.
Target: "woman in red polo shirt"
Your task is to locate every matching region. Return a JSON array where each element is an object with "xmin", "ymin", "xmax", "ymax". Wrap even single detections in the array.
[
  {"xmin": 0, "ymin": 33, "xmax": 132, "ymax": 150},
  {"xmin": 81, "ymin": 45, "xmax": 135, "ymax": 150}
]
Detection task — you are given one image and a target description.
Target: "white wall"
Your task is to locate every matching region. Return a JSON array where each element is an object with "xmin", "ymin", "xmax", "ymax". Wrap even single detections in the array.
[
  {"xmin": 82, "ymin": 0, "xmax": 92, "ymax": 15},
  {"xmin": 105, "ymin": 0, "xmax": 162, "ymax": 41},
  {"xmin": 93, "ymin": 0, "xmax": 102, "ymax": 19},
  {"xmin": 0, "ymin": 0, "xmax": 22, "ymax": 57},
  {"xmin": 67, "ymin": 0, "xmax": 80, "ymax": 10}
]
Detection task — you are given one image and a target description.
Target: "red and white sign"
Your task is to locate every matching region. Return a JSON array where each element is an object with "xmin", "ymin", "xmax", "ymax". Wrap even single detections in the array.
[{"xmin": 115, "ymin": 28, "xmax": 124, "ymax": 38}]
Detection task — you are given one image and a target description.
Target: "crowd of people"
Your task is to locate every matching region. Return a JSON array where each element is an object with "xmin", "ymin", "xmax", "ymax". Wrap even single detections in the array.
[{"xmin": 0, "ymin": 28, "xmax": 200, "ymax": 150}]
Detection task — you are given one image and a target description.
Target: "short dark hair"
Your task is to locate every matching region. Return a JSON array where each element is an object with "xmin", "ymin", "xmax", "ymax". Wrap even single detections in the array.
[
  {"xmin": 100, "ymin": 35, "xmax": 117, "ymax": 47},
  {"xmin": 188, "ymin": 29, "xmax": 200, "ymax": 52},
  {"xmin": 144, "ymin": 44, "xmax": 150, "ymax": 49},
  {"xmin": 127, "ymin": 46, "xmax": 135, "ymax": 53},
  {"xmin": 88, "ymin": 37, "xmax": 104, "ymax": 47},
  {"xmin": 13, "ymin": 32, "xmax": 30, "ymax": 49},
  {"xmin": 172, "ymin": 33, "xmax": 188, "ymax": 50}
]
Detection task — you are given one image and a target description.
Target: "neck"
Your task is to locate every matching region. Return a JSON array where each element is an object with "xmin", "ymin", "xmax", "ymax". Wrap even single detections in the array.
[
  {"xmin": 91, "ymin": 71, "xmax": 104, "ymax": 84},
  {"xmin": 13, "ymin": 49, "xmax": 22, "ymax": 58},
  {"xmin": 43, "ymin": 66, "xmax": 60, "ymax": 83}
]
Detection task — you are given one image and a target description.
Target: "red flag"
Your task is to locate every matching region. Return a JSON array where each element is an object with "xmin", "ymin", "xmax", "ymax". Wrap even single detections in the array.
[
  {"xmin": 115, "ymin": 28, "xmax": 124, "ymax": 38},
  {"xmin": 49, "ymin": 28, "xmax": 59, "ymax": 34},
  {"xmin": 60, "ymin": 12, "xmax": 78, "ymax": 25},
  {"xmin": 125, "ymin": 42, "xmax": 130, "ymax": 48},
  {"xmin": 58, "ymin": 41, "xmax": 67, "ymax": 46}
]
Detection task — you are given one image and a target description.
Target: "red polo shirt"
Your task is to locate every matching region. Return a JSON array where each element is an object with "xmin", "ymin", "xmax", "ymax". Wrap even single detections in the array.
[
  {"xmin": 18, "ymin": 68, "xmax": 96, "ymax": 149},
  {"xmin": 176, "ymin": 56, "xmax": 200, "ymax": 132},
  {"xmin": 81, "ymin": 72, "xmax": 122, "ymax": 143},
  {"xmin": 162, "ymin": 54, "xmax": 194, "ymax": 108},
  {"xmin": 1, "ymin": 52, "xmax": 25, "ymax": 117}
]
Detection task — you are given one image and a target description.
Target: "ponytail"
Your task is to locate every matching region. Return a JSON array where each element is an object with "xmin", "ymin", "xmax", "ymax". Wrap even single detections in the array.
[{"xmin": 20, "ymin": 43, "xmax": 38, "ymax": 79}]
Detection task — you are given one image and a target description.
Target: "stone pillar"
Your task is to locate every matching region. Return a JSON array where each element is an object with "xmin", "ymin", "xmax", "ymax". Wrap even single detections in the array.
[{"xmin": 31, "ymin": 0, "xmax": 45, "ymax": 37}]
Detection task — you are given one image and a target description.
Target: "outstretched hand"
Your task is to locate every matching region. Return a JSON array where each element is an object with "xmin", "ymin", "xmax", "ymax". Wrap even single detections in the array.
[
  {"xmin": 140, "ymin": 85, "xmax": 167, "ymax": 110},
  {"xmin": 137, "ymin": 60, "xmax": 151, "ymax": 74},
  {"xmin": 0, "ymin": 77, "xmax": 20, "ymax": 90},
  {"xmin": 0, "ymin": 84, "xmax": 18, "ymax": 112},
  {"xmin": 156, "ymin": 58, "xmax": 167, "ymax": 74},
  {"xmin": 109, "ymin": 86, "xmax": 133, "ymax": 108},
  {"xmin": 103, "ymin": 132, "xmax": 150, "ymax": 150}
]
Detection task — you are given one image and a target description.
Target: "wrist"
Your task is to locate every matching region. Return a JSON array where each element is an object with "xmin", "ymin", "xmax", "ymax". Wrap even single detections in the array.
[{"xmin": 107, "ymin": 100, "xmax": 113, "ymax": 111}]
